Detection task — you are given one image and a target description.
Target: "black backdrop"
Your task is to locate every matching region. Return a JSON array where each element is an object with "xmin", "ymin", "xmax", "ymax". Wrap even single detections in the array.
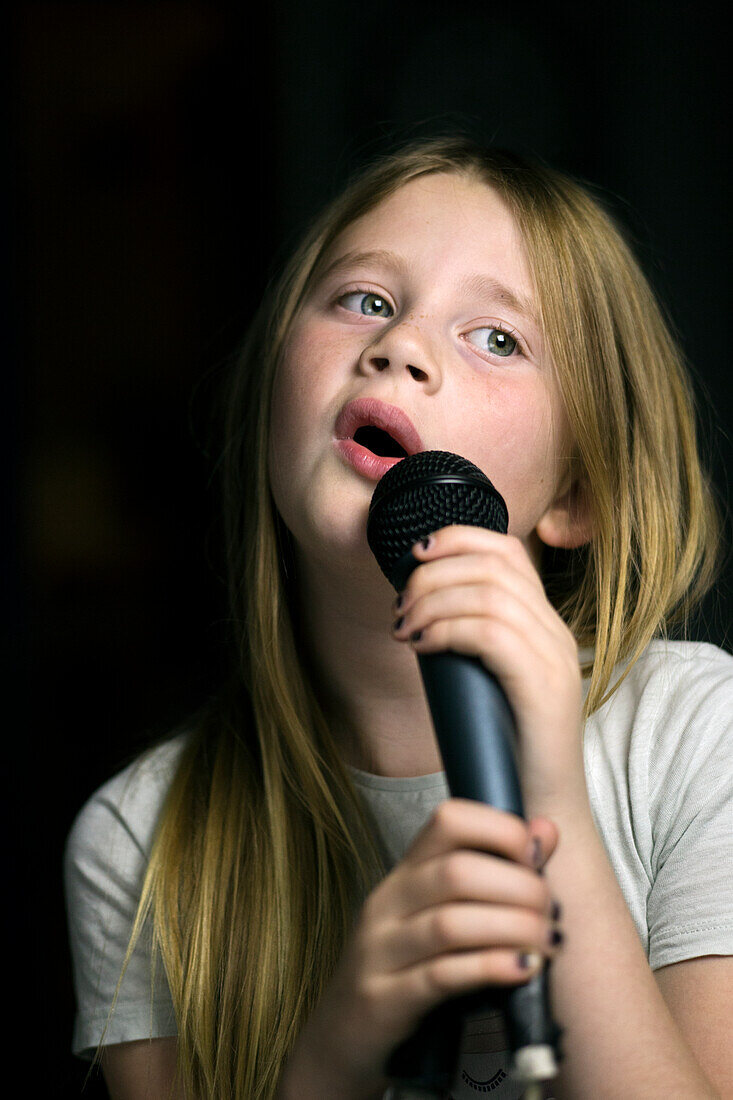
[{"xmin": 6, "ymin": 3, "xmax": 731, "ymax": 1095}]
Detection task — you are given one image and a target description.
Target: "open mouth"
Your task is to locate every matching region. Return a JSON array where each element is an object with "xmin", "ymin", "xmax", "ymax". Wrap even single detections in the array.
[{"xmin": 353, "ymin": 425, "xmax": 409, "ymax": 459}]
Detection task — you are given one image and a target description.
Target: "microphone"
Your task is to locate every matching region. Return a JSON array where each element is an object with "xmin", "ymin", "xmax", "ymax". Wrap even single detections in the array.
[{"xmin": 367, "ymin": 450, "xmax": 562, "ymax": 1097}]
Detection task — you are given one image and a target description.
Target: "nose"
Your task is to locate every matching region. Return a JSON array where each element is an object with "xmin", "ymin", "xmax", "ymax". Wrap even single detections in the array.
[{"xmin": 357, "ymin": 320, "xmax": 442, "ymax": 393}]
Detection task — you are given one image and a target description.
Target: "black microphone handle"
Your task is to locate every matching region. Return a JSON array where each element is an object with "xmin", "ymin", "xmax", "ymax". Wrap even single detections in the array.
[
  {"xmin": 384, "ymin": 649, "xmax": 561, "ymax": 1093},
  {"xmin": 419, "ymin": 651, "xmax": 522, "ymax": 811}
]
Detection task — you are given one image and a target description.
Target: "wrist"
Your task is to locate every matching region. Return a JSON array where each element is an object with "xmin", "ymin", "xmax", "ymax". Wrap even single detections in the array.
[
  {"xmin": 532, "ymin": 789, "xmax": 594, "ymax": 834},
  {"xmin": 522, "ymin": 759, "xmax": 591, "ymax": 827},
  {"xmin": 518, "ymin": 714, "xmax": 589, "ymax": 822}
]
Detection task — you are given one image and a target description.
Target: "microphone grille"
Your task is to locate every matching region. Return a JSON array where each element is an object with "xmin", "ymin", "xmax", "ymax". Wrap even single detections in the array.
[{"xmin": 367, "ymin": 451, "xmax": 508, "ymax": 589}]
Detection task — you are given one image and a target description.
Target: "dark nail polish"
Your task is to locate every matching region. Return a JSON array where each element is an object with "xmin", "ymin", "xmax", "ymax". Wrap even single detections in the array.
[
  {"xmin": 530, "ymin": 837, "xmax": 543, "ymax": 869},
  {"xmin": 420, "ymin": 536, "xmax": 432, "ymax": 550},
  {"xmin": 550, "ymin": 900, "xmax": 562, "ymax": 922},
  {"xmin": 410, "ymin": 630, "xmax": 423, "ymax": 642},
  {"xmin": 393, "ymin": 616, "xmax": 404, "ymax": 631},
  {"xmin": 395, "ymin": 593, "xmax": 403, "ymax": 610},
  {"xmin": 549, "ymin": 928, "xmax": 564, "ymax": 947}
]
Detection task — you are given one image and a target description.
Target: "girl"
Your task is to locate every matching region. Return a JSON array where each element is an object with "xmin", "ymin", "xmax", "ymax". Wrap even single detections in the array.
[{"xmin": 64, "ymin": 137, "xmax": 733, "ymax": 1099}]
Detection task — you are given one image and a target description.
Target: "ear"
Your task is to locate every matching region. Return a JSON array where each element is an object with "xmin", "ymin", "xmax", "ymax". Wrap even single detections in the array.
[{"xmin": 535, "ymin": 475, "xmax": 594, "ymax": 550}]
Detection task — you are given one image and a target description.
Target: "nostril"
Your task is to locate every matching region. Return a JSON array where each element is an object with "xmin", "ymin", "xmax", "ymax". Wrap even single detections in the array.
[
  {"xmin": 373, "ymin": 357, "xmax": 389, "ymax": 371},
  {"xmin": 408, "ymin": 364, "xmax": 428, "ymax": 381}
]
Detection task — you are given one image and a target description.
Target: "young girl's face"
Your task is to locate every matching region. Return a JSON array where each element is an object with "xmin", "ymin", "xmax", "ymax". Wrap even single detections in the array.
[{"xmin": 269, "ymin": 171, "xmax": 576, "ymax": 573}]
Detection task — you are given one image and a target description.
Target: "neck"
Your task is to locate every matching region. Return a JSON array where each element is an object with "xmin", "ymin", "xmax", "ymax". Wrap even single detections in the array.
[{"xmin": 293, "ymin": 550, "xmax": 442, "ymax": 778}]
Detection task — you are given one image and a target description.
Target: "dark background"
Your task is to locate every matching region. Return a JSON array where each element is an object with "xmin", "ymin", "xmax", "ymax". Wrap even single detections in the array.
[{"xmin": 6, "ymin": 3, "xmax": 731, "ymax": 1095}]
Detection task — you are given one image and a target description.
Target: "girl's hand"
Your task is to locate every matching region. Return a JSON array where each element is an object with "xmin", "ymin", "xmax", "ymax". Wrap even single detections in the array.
[
  {"xmin": 392, "ymin": 526, "xmax": 588, "ymax": 816},
  {"xmin": 278, "ymin": 799, "xmax": 562, "ymax": 1100}
]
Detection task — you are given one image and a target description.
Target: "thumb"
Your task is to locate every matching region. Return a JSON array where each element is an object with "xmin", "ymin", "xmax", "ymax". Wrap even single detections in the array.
[{"xmin": 527, "ymin": 816, "xmax": 560, "ymax": 871}]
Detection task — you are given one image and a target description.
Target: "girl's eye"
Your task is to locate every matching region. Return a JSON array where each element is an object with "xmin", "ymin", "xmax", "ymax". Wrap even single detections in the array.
[
  {"xmin": 466, "ymin": 326, "xmax": 521, "ymax": 358},
  {"xmin": 339, "ymin": 291, "xmax": 394, "ymax": 318}
]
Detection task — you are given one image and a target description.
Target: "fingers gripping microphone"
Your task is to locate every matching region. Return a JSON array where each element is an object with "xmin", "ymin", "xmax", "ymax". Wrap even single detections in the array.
[{"xmin": 367, "ymin": 451, "xmax": 562, "ymax": 1097}]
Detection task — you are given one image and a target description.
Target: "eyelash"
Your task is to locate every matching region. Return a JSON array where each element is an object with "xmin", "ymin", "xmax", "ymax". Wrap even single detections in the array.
[
  {"xmin": 469, "ymin": 322, "xmax": 527, "ymax": 360},
  {"xmin": 334, "ymin": 287, "xmax": 527, "ymax": 360},
  {"xmin": 335, "ymin": 286, "xmax": 393, "ymax": 317}
]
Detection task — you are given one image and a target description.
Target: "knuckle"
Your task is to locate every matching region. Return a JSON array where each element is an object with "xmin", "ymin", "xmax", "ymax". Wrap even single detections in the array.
[
  {"xmin": 423, "ymin": 956, "xmax": 455, "ymax": 996},
  {"xmin": 504, "ymin": 534, "xmax": 525, "ymax": 561},
  {"xmin": 430, "ymin": 907, "xmax": 459, "ymax": 949},
  {"xmin": 405, "ymin": 573, "xmax": 424, "ymax": 602},
  {"xmin": 479, "ymin": 583, "xmax": 502, "ymax": 615},
  {"xmin": 440, "ymin": 853, "xmax": 470, "ymax": 895},
  {"xmin": 480, "ymin": 617, "xmax": 499, "ymax": 646},
  {"xmin": 354, "ymin": 973, "xmax": 384, "ymax": 1022},
  {"xmin": 431, "ymin": 799, "xmax": 461, "ymax": 837},
  {"xmin": 481, "ymin": 613, "xmax": 513, "ymax": 647}
]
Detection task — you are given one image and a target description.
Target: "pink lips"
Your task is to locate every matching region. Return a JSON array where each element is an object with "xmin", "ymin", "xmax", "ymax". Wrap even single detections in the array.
[{"xmin": 334, "ymin": 397, "xmax": 424, "ymax": 482}]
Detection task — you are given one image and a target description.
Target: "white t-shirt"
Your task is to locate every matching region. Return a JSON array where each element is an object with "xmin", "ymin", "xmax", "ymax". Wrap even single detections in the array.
[{"xmin": 64, "ymin": 640, "xmax": 733, "ymax": 1098}]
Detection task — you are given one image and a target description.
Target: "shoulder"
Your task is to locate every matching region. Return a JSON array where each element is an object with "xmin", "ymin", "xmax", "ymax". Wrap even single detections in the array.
[
  {"xmin": 632, "ymin": 638, "xmax": 733, "ymax": 687},
  {"xmin": 64, "ymin": 732, "xmax": 190, "ymax": 888},
  {"xmin": 609, "ymin": 638, "xmax": 733, "ymax": 701},
  {"xmin": 630, "ymin": 640, "xmax": 732, "ymax": 758},
  {"xmin": 64, "ymin": 733, "xmax": 190, "ymax": 1059},
  {"xmin": 583, "ymin": 641, "xmax": 733, "ymax": 969},
  {"xmin": 592, "ymin": 639, "xmax": 733, "ymax": 750},
  {"xmin": 589, "ymin": 640, "xmax": 733, "ymax": 844},
  {"xmin": 586, "ymin": 640, "xmax": 733, "ymax": 842},
  {"xmin": 632, "ymin": 638, "xmax": 731, "ymax": 781}
]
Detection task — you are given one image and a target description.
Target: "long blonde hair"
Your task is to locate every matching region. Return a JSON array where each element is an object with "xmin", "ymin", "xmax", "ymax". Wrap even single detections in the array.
[{"xmin": 102, "ymin": 137, "xmax": 723, "ymax": 1097}]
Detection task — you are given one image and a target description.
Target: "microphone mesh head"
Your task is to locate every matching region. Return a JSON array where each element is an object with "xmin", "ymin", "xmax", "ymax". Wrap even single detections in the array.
[{"xmin": 367, "ymin": 451, "xmax": 508, "ymax": 589}]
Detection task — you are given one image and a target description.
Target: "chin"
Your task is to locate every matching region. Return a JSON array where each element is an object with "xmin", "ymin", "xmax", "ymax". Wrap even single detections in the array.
[
  {"xmin": 318, "ymin": 512, "xmax": 373, "ymax": 559},
  {"xmin": 283, "ymin": 496, "xmax": 368, "ymax": 565}
]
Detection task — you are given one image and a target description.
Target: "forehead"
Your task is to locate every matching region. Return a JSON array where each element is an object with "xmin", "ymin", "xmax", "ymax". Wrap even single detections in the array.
[{"xmin": 325, "ymin": 172, "xmax": 533, "ymax": 297}]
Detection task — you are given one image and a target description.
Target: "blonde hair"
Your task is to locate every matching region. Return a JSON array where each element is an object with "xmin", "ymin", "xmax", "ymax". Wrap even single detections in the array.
[{"xmin": 98, "ymin": 137, "xmax": 723, "ymax": 1097}]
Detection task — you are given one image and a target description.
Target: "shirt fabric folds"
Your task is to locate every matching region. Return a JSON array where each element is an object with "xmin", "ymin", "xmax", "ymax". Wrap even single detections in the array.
[{"xmin": 64, "ymin": 640, "xmax": 733, "ymax": 1097}]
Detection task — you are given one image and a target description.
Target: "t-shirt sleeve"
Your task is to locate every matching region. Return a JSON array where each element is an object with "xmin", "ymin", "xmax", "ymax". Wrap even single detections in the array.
[
  {"xmin": 645, "ymin": 646, "xmax": 733, "ymax": 970},
  {"xmin": 63, "ymin": 740, "xmax": 185, "ymax": 1060}
]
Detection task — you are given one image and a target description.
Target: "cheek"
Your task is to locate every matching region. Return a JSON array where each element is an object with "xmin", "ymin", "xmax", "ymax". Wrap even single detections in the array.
[
  {"xmin": 459, "ymin": 380, "xmax": 552, "ymax": 463},
  {"xmin": 268, "ymin": 319, "xmax": 354, "ymax": 514},
  {"xmin": 269, "ymin": 325, "xmax": 325, "ymax": 459},
  {"xmin": 268, "ymin": 346, "xmax": 318, "ymax": 518},
  {"xmin": 268, "ymin": 365, "xmax": 302, "ymax": 482},
  {"xmin": 272, "ymin": 319, "xmax": 353, "ymax": 431},
  {"xmin": 453, "ymin": 381, "xmax": 566, "ymax": 522}
]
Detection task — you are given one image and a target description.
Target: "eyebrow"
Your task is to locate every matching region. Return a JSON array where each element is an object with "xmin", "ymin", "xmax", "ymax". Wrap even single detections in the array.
[
  {"xmin": 457, "ymin": 272, "xmax": 537, "ymax": 326},
  {"xmin": 317, "ymin": 248, "xmax": 410, "ymax": 282},
  {"xmin": 317, "ymin": 248, "xmax": 537, "ymax": 325}
]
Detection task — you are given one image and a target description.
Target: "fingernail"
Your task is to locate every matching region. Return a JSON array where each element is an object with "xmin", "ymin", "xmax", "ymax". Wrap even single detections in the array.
[
  {"xmin": 528, "ymin": 837, "xmax": 543, "ymax": 870},
  {"xmin": 410, "ymin": 630, "xmax": 423, "ymax": 642},
  {"xmin": 392, "ymin": 616, "xmax": 404, "ymax": 631},
  {"xmin": 418, "ymin": 536, "xmax": 432, "ymax": 551},
  {"xmin": 517, "ymin": 951, "xmax": 543, "ymax": 971},
  {"xmin": 548, "ymin": 928, "xmax": 564, "ymax": 947},
  {"xmin": 395, "ymin": 593, "xmax": 403, "ymax": 610},
  {"xmin": 550, "ymin": 899, "xmax": 562, "ymax": 922}
]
